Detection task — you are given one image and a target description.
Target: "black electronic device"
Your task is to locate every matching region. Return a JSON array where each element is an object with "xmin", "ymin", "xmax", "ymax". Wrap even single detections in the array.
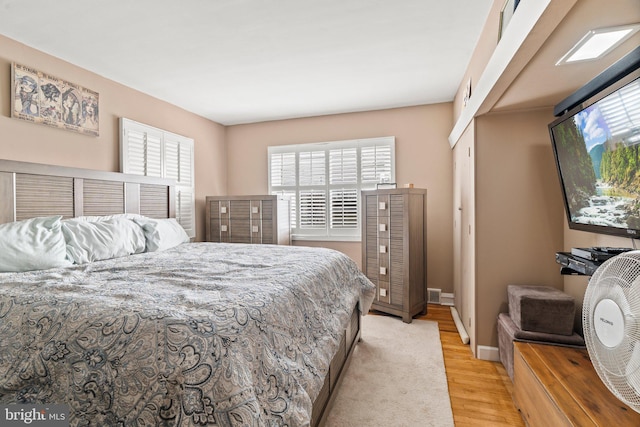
[
  {"xmin": 571, "ymin": 247, "xmax": 632, "ymax": 262},
  {"xmin": 592, "ymin": 246, "xmax": 634, "ymax": 254},
  {"xmin": 549, "ymin": 47, "xmax": 640, "ymax": 240},
  {"xmin": 556, "ymin": 251, "xmax": 603, "ymax": 276}
]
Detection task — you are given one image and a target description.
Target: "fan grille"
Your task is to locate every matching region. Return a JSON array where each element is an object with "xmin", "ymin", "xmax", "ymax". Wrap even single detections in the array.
[{"xmin": 585, "ymin": 251, "xmax": 640, "ymax": 411}]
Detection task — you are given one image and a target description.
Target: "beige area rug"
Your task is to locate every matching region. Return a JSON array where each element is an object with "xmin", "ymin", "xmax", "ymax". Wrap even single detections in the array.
[{"xmin": 323, "ymin": 314, "xmax": 454, "ymax": 427}]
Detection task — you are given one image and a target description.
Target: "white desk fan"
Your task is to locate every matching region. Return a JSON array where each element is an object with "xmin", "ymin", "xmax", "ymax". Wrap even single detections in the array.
[{"xmin": 584, "ymin": 250, "xmax": 640, "ymax": 413}]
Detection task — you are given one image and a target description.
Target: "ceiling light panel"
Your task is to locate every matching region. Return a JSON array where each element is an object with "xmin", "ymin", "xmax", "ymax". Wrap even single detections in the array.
[{"xmin": 557, "ymin": 24, "xmax": 640, "ymax": 66}]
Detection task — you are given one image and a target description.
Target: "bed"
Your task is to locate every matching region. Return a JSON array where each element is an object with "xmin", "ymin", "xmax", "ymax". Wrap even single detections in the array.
[{"xmin": 0, "ymin": 159, "xmax": 376, "ymax": 426}]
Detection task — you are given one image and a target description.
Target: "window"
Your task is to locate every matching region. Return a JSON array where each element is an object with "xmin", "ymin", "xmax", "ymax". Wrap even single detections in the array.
[
  {"xmin": 269, "ymin": 136, "xmax": 395, "ymax": 241},
  {"xmin": 120, "ymin": 118, "xmax": 196, "ymax": 238}
]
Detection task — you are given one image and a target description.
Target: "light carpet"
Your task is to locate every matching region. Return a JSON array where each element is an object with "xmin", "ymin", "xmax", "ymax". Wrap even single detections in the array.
[{"xmin": 323, "ymin": 314, "xmax": 454, "ymax": 427}]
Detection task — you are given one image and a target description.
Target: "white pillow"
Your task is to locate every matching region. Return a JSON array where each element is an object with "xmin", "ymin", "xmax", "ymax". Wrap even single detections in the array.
[
  {"xmin": 72, "ymin": 213, "xmax": 143, "ymax": 223},
  {"xmin": 134, "ymin": 217, "xmax": 190, "ymax": 252},
  {"xmin": 0, "ymin": 216, "xmax": 72, "ymax": 272},
  {"xmin": 62, "ymin": 217, "xmax": 146, "ymax": 264}
]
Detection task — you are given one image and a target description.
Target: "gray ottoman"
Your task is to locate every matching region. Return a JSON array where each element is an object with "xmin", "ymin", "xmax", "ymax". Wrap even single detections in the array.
[{"xmin": 508, "ymin": 284, "xmax": 575, "ymax": 336}]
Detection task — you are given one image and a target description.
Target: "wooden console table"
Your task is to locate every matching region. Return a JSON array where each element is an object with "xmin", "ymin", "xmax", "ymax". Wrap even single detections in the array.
[{"xmin": 514, "ymin": 341, "xmax": 640, "ymax": 426}]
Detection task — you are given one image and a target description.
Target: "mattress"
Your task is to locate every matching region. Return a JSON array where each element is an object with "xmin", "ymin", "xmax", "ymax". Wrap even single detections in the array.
[{"xmin": 0, "ymin": 242, "xmax": 375, "ymax": 426}]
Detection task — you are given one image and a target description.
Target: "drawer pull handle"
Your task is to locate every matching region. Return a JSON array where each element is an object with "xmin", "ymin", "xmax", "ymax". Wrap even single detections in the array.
[
  {"xmin": 380, "ymin": 245, "xmax": 387, "ymax": 253},
  {"xmin": 380, "ymin": 267, "xmax": 387, "ymax": 275},
  {"xmin": 379, "ymin": 224, "xmax": 387, "ymax": 232},
  {"xmin": 252, "ymin": 226, "xmax": 259, "ymax": 233},
  {"xmin": 379, "ymin": 202, "xmax": 386, "ymax": 210},
  {"xmin": 220, "ymin": 206, "xmax": 227, "ymax": 214},
  {"xmin": 221, "ymin": 225, "xmax": 228, "ymax": 232}
]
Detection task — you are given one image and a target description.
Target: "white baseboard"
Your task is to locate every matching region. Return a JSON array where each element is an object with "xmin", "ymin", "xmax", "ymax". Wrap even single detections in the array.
[{"xmin": 477, "ymin": 345, "xmax": 500, "ymax": 362}]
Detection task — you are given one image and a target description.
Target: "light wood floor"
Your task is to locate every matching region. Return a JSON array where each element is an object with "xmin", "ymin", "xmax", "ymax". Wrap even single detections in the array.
[{"xmin": 419, "ymin": 304, "xmax": 526, "ymax": 427}]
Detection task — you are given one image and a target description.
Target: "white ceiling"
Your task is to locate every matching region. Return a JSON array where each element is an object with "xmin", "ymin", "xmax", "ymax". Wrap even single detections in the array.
[{"xmin": 0, "ymin": 0, "xmax": 493, "ymax": 125}]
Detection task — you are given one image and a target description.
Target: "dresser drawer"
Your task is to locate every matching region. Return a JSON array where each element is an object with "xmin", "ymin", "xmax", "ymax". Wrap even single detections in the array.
[
  {"xmin": 228, "ymin": 220, "xmax": 251, "ymax": 243},
  {"xmin": 229, "ymin": 200, "xmax": 251, "ymax": 219}
]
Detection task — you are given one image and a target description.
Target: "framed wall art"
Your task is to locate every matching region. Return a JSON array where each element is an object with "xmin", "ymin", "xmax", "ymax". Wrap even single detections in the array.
[{"xmin": 11, "ymin": 63, "xmax": 99, "ymax": 136}]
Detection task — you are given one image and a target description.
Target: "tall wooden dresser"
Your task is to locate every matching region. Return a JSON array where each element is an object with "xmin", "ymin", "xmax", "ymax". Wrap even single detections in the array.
[
  {"xmin": 205, "ymin": 195, "xmax": 290, "ymax": 245},
  {"xmin": 361, "ymin": 188, "xmax": 427, "ymax": 323}
]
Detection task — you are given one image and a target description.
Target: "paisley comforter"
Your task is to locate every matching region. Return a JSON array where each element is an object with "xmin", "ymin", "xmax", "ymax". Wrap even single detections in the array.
[{"xmin": 0, "ymin": 243, "xmax": 375, "ymax": 426}]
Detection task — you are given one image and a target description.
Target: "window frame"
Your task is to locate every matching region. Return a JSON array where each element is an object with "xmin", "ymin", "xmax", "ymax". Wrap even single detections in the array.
[{"xmin": 268, "ymin": 136, "xmax": 395, "ymax": 241}]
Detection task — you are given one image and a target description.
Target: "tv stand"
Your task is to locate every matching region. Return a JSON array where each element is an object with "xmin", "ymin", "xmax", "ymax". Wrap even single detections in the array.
[
  {"xmin": 555, "ymin": 252, "xmax": 601, "ymax": 276},
  {"xmin": 555, "ymin": 247, "xmax": 632, "ymax": 276}
]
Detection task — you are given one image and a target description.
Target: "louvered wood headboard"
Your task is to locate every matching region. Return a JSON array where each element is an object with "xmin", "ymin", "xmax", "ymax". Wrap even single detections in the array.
[{"xmin": 0, "ymin": 159, "xmax": 175, "ymax": 224}]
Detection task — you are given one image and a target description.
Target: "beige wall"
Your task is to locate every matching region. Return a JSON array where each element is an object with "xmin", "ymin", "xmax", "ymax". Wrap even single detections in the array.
[
  {"xmin": 226, "ymin": 104, "xmax": 455, "ymax": 293},
  {"xmin": 0, "ymin": 35, "xmax": 227, "ymax": 241},
  {"xmin": 475, "ymin": 108, "xmax": 564, "ymax": 348},
  {"xmin": 452, "ymin": 0, "xmax": 503, "ymax": 121}
]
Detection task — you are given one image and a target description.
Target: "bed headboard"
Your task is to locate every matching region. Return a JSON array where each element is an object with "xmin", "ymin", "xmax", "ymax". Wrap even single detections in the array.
[{"xmin": 0, "ymin": 159, "xmax": 175, "ymax": 225}]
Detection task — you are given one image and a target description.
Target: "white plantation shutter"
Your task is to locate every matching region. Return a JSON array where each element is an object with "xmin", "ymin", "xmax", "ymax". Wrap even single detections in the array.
[
  {"xmin": 298, "ymin": 151, "xmax": 327, "ymax": 233},
  {"xmin": 146, "ymin": 134, "xmax": 163, "ymax": 177},
  {"xmin": 270, "ymin": 152, "xmax": 296, "ymax": 186},
  {"xmin": 120, "ymin": 121, "xmax": 163, "ymax": 177},
  {"xmin": 270, "ymin": 152, "xmax": 297, "ymax": 229},
  {"xmin": 273, "ymin": 190, "xmax": 297, "ymax": 228},
  {"xmin": 122, "ymin": 128, "xmax": 145, "ymax": 175},
  {"xmin": 120, "ymin": 118, "xmax": 196, "ymax": 238},
  {"xmin": 269, "ymin": 136, "xmax": 394, "ymax": 240},
  {"xmin": 299, "ymin": 151, "xmax": 326, "ymax": 186},
  {"xmin": 164, "ymin": 134, "xmax": 195, "ymax": 237},
  {"xmin": 164, "ymin": 141, "xmax": 179, "ymax": 182},
  {"xmin": 164, "ymin": 135, "xmax": 194, "ymax": 187},
  {"xmin": 176, "ymin": 188, "xmax": 195, "ymax": 234},
  {"xmin": 299, "ymin": 190, "xmax": 327, "ymax": 228},
  {"xmin": 330, "ymin": 189, "xmax": 358, "ymax": 229},
  {"xmin": 361, "ymin": 144, "xmax": 393, "ymax": 183},
  {"xmin": 329, "ymin": 148, "xmax": 358, "ymax": 233},
  {"xmin": 330, "ymin": 148, "xmax": 358, "ymax": 184}
]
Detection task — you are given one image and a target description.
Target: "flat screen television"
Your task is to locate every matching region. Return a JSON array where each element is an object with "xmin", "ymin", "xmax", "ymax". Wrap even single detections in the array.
[{"xmin": 549, "ymin": 62, "xmax": 640, "ymax": 238}]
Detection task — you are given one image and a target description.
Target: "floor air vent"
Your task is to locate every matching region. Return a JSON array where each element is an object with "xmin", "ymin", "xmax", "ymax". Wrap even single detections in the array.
[{"xmin": 427, "ymin": 288, "xmax": 441, "ymax": 304}]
